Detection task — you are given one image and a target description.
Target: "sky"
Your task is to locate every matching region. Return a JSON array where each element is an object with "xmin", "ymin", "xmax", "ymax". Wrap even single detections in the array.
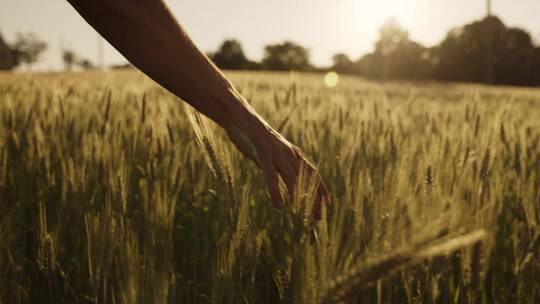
[{"xmin": 1, "ymin": 0, "xmax": 539, "ymax": 71}]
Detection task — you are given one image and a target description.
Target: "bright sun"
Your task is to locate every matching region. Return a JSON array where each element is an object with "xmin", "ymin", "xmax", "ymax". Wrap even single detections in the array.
[{"xmin": 352, "ymin": 0, "xmax": 415, "ymax": 32}]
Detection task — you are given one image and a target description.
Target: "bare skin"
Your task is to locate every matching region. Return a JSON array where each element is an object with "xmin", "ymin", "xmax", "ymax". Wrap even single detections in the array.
[{"xmin": 66, "ymin": 0, "xmax": 330, "ymax": 218}]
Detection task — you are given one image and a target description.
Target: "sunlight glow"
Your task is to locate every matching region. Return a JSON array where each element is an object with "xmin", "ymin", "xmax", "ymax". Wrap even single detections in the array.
[
  {"xmin": 352, "ymin": 0, "xmax": 418, "ymax": 36},
  {"xmin": 324, "ymin": 72, "xmax": 339, "ymax": 87}
]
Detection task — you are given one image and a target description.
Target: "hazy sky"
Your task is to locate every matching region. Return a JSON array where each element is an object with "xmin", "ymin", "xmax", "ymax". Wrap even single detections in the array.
[{"xmin": 1, "ymin": 0, "xmax": 539, "ymax": 70}]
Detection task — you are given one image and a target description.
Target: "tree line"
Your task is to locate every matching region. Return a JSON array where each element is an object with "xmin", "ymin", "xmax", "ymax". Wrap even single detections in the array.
[
  {"xmin": 208, "ymin": 16, "xmax": 540, "ymax": 86},
  {"xmin": 1, "ymin": 15, "xmax": 539, "ymax": 86},
  {"xmin": 349, "ymin": 16, "xmax": 540, "ymax": 86},
  {"xmin": 0, "ymin": 32, "xmax": 95, "ymax": 71},
  {"xmin": 0, "ymin": 33, "xmax": 47, "ymax": 71}
]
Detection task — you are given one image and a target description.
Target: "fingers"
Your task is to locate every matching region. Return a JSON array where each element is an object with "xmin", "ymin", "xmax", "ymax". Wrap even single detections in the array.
[
  {"xmin": 259, "ymin": 144, "xmax": 330, "ymax": 219},
  {"xmin": 286, "ymin": 147, "xmax": 331, "ymax": 219},
  {"xmin": 274, "ymin": 153, "xmax": 297, "ymax": 198},
  {"xmin": 260, "ymin": 154, "xmax": 283, "ymax": 208}
]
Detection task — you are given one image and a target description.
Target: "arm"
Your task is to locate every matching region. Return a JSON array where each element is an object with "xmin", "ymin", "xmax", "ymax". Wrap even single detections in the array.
[{"xmin": 66, "ymin": 0, "xmax": 330, "ymax": 217}]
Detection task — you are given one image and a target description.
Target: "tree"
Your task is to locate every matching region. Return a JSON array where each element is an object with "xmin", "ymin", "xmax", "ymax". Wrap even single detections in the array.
[
  {"xmin": 0, "ymin": 32, "xmax": 17, "ymax": 70},
  {"xmin": 375, "ymin": 18, "xmax": 428, "ymax": 79},
  {"xmin": 331, "ymin": 53, "xmax": 354, "ymax": 73},
  {"xmin": 12, "ymin": 33, "xmax": 47, "ymax": 70},
  {"xmin": 375, "ymin": 18, "xmax": 409, "ymax": 58},
  {"xmin": 532, "ymin": 47, "xmax": 540, "ymax": 84},
  {"xmin": 210, "ymin": 39, "xmax": 251, "ymax": 70},
  {"xmin": 63, "ymin": 49, "xmax": 76, "ymax": 71},
  {"xmin": 356, "ymin": 18, "xmax": 429, "ymax": 79},
  {"xmin": 356, "ymin": 52, "xmax": 384, "ymax": 78},
  {"xmin": 435, "ymin": 16, "xmax": 538, "ymax": 85},
  {"xmin": 262, "ymin": 41, "xmax": 311, "ymax": 71},
  {"xmin": 78, "ymin": 59, "xmax": 95, "ymax": 70},
  {"xmin": 62, "ymin": 49, "xmax": 95, "ymax": 71},
  {"xmin": 495, "ymin": 27, "xmax": 536, "ymax": 85}
]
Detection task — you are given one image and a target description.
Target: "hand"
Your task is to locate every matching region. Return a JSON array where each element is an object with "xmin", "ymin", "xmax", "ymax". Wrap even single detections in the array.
[{"xmin": 226, "ymin": 112, "xmax": 331, "ymax": 219}]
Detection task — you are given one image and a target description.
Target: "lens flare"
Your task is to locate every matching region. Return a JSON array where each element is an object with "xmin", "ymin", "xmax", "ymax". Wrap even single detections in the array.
[{"xmin": 324, "ymin": 72, "xmax": 339, "ymax": 87}]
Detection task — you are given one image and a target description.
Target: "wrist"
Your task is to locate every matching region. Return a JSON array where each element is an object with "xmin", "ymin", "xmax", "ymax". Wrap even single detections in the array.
[
  {"xmin": 222, "ymin": 88, "xmax": 271, "ymax": 142},
  {"xmin": 220, "ymin": 88, "xmax": 276, "ymax": 163}
]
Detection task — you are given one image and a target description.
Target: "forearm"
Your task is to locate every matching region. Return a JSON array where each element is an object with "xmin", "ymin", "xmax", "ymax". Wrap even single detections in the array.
[
  {"xmin": 67, "ymin": 0, "xmax": 331, "ymax": 214},
  {"xmin": 67, "ymin": 0, "xmax": 261, "ymax": 131}
]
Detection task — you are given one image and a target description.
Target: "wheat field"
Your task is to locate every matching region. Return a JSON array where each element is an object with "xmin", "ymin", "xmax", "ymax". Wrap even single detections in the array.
[{"xmin": 0, "ymin": 70, "xmax": 539, "ymax": 303}]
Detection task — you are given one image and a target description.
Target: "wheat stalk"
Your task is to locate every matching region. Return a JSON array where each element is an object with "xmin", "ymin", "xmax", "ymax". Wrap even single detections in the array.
[{"xmin": 320, "ymin": 230, "xmax": 487, "ymax": 303}]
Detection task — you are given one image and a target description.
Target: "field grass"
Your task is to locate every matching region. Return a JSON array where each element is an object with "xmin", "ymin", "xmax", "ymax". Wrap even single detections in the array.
[{"xmin": 0, "ymin": 70, "xmax": 539, "ymax": 303}]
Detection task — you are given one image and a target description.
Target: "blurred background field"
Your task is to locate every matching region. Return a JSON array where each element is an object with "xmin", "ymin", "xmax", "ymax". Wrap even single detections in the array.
[{"xmin": 0, "ymin": 70, "xmax": 539, "ymax": 303}]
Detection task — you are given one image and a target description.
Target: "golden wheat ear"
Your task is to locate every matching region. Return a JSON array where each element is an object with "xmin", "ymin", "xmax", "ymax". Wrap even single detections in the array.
[
  {"xmin": 185, "ymin": 105, "xmax": 220, "ymax": 177},
  {"xmin": 185, "ymin": 105, "xmax": 236, "ymax": 204},
  {"xmin": 321, "ymin": 230, "xmax": 487, "ymax": 303}
]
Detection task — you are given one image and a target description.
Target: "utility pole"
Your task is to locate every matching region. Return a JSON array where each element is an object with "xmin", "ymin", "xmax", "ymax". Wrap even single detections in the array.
[{"xmin": 487, "ymin": 0, "xmax": 491, "ymax": 16}]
